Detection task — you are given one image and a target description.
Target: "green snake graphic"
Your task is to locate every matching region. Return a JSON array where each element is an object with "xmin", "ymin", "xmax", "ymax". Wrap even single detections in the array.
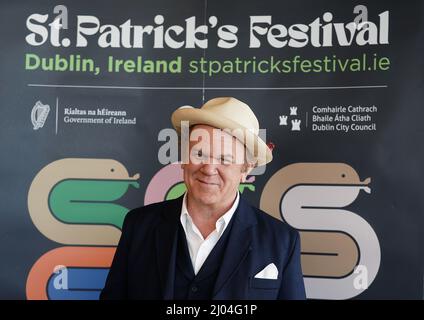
[{"xmin": 49, "ymin": 179, "xmax": 139, "ymax": 229}]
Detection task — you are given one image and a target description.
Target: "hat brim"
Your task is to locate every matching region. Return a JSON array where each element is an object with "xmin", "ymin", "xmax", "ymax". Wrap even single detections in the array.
[{"xmin": 171, "ymin": 107, "xmax": 272, "ymax": 166}]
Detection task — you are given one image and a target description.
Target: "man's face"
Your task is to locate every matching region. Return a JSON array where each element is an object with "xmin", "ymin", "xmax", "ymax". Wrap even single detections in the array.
[{"xmin": 182, "ymin": 124, "xmax": 252, "ymax": 207}]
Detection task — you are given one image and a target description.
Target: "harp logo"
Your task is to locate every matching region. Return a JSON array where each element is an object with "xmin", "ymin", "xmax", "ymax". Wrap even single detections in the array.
[{"xmin": 31, "ymin": 100, "xmax": 50, "ymax": 130}]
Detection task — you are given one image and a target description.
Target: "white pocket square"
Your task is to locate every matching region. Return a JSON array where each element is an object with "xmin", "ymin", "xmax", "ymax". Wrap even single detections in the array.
[{"xmin": 254, "ymin": 263, "xmax": 278, "ymax": 279}]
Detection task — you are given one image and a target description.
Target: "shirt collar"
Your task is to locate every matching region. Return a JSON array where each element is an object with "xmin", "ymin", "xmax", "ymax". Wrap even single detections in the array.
[{"xmin": 180, "ymin": 191, "xmax": 240, "ymax": 238}]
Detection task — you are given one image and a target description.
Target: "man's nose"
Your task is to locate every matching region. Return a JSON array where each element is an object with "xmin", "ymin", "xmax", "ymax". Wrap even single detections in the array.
[{"xmin": 199, "ymin": 163, "xmax": 219, "ymax": 175}]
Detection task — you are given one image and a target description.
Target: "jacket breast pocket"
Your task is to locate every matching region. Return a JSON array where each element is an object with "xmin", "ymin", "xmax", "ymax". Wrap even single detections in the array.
[
  {"xmin": 249, "ymin": 277, "xmax": 280, "ymax": 290},
  {"xmin": 248, "ymin": 277, "xmax": 280, "ymax": 299}
]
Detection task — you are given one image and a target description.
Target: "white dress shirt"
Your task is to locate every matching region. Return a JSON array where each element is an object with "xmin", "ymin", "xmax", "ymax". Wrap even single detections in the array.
[{"xmin": 180, "ymin": 192, "xmax": 240, "ymax": 275}]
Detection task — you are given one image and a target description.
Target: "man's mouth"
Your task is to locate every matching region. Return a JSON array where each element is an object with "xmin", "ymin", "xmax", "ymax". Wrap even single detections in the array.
[{"xmin": 197, "ymin": 178, "xmax": 219, "ymax": 186}]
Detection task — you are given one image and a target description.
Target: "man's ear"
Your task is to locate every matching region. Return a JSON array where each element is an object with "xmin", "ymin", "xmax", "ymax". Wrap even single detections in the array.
[
  {"xmin": 240, "ymin": 173, "xmax": 247, "ymax": 183},
  {"xmin": 240, "ymin": 162, "xmax": 255, "ymax": 182}
]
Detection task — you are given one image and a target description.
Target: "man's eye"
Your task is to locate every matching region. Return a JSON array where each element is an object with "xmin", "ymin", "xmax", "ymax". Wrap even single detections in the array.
[
  {"xmin": 192, "ymin": 149, "xmax": 203, "ymax": 158},
  {"xmin": 221, "ymin": 156, "xmax": 232, "ymax": 165}
]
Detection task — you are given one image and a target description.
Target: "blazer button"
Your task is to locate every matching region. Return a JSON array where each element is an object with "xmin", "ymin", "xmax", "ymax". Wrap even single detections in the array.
[{"xmin": 191, "ymin": 286, "xmax": 198, "ymax": 293}]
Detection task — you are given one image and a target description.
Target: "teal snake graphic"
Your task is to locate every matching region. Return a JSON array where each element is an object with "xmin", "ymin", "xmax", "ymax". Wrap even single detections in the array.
[{"xmin": 49, "ymin": 179, "xmax": 139, "ymax": 229}]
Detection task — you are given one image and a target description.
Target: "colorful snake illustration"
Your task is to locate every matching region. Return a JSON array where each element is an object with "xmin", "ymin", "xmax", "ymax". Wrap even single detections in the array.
[
  {"xmin": 27, "ymin": 158, "xmax": 139, "ymax": 245},
  {"xmin": 260, "ymin": 163, "xmax": 380, "ymax": 299}
]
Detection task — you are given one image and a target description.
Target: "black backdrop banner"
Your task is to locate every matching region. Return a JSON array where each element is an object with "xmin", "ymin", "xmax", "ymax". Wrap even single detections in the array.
[{"xmin": 0, "ymin": 0, "xmax": 422, "ymax": 299}]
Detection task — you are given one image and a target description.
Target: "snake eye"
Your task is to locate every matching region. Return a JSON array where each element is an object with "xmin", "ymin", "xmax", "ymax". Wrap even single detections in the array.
[
  {"xmin": 111, "ymin": 168, "xmax": 115, "ymax": 172},
  {"xmin": 341, "ymin": 173, "xmax": 346, "ymax": 178}
]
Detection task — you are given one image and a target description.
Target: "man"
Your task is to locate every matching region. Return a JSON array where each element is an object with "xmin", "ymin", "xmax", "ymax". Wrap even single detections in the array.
[{"xmin": 100, "ymin": 97, "xmax": 306, "ymax": 300}]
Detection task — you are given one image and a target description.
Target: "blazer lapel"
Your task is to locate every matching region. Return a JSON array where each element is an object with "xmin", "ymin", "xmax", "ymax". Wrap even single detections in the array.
[
  {"xmin": 213, "ymin": 197, "xmax": 257, "ymax": 298},
  {"xmin": 155, "ymin": 196, "xmax": 183, "ymax": 299}
]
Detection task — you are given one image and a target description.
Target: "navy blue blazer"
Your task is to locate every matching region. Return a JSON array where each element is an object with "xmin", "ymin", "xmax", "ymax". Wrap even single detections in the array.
[{"xmin": 100, "ymin": 195, "xmax": 306, "ymax": 300}]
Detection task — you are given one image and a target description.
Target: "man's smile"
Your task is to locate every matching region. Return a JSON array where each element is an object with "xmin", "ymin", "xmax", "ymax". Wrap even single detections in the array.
[{"xmin": 196, "ymin": 178, "xmax": 220, "ymax": 187}]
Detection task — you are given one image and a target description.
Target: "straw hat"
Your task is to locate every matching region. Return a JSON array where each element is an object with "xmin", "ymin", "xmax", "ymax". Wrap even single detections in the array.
[{"xmin": 171, "ymin": 97, "xmax": 272, "ymax": 166}]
